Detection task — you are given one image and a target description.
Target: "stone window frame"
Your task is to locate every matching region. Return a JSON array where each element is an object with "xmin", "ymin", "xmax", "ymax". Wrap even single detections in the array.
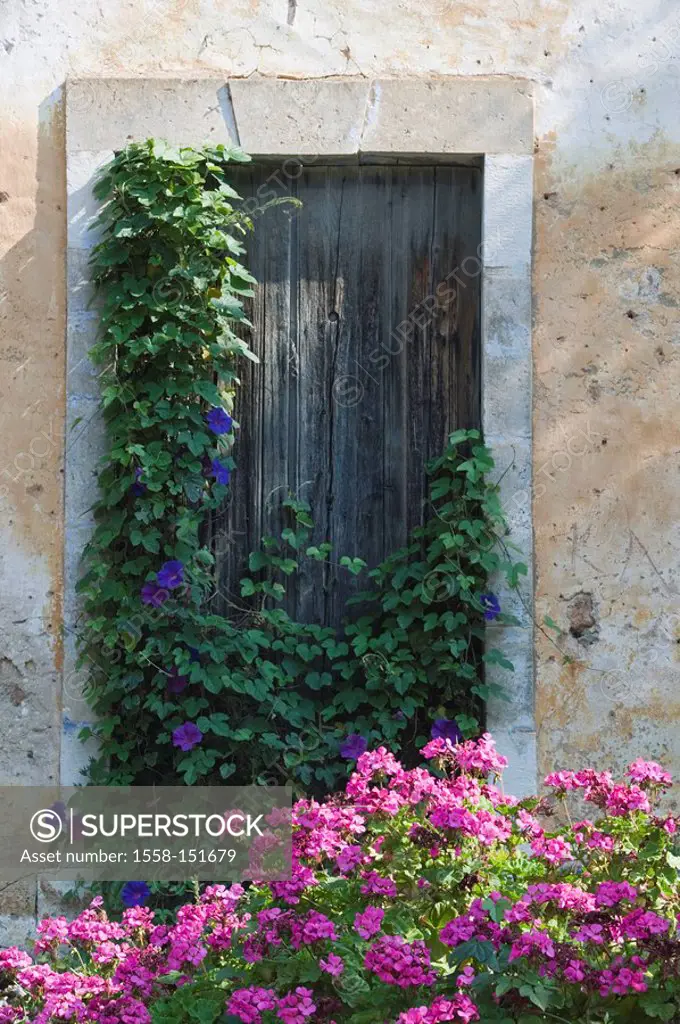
[{"xmin": 64, "ymin": 76, "xmax": 535, "ymax": 794}]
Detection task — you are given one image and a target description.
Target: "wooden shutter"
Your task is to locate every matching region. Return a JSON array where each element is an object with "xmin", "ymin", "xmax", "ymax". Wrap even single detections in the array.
[{"xmin": 215, "ymin": 164, "xmax": 481, "ymax": 626}]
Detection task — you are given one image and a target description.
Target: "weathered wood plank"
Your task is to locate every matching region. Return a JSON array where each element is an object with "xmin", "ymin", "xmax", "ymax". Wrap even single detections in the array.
[{"xmin": 296, "ymin": 167, "xmax": 347, "ymax": 626}]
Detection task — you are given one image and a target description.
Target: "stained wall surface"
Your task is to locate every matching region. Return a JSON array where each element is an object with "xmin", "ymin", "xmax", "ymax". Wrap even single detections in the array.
[{"xmin": 1, "ymin": 0, "xmax": 679, "ymax": 935}]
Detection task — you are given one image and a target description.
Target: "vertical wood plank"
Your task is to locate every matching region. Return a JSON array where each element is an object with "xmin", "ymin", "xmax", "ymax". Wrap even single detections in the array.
[{"xmin": 295, "ymin": 166, "xmax": 345, "ymax": 626}]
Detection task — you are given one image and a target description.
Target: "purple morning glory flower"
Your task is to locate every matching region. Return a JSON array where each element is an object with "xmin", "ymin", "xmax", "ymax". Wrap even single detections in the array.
[
  {"xmin": 120, "ymin": 881, "xmax": 151, "ymax": 907},
  {"xmin": 211, "ymin": 458, "xmax": 231, "ymax": 486},
  {"xmin": 172, "ymin": 722, "xmax": 203, "ymax": 752},
  {"xmin": 340, "ymin": 734, "xmax": 367, "ymax": 760},
  {"xmin": 188, "ymin": 646, "xmax": 200, "ymax": 663},
  {"xmin": 431, "ymin": 718, "xmax": 463, "ymax": 745},
  {"xmin": 480, "ymin": 593, "xmax": 501, "ymax": 621},
  {"xmin": 156, "ymin": 560, "xmax": 184, "ymax": 590},
  {"xmin": 141, "ymin": 581, "xmax": 168, "ymax": 607},
  {"xmin": 166, "ymin": 666, "xmax": 188, "ymax": 694},
  {"xmin": 130, "ymin": 466, "xmax": 146, "ymax": 496},
  {"xmin": 206, "ymin": 407, "xmax": 233, "ymax": 435}
]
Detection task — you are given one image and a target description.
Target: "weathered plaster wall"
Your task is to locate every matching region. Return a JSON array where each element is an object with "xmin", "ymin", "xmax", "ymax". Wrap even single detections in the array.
[{"xmin": 1, "ymin": 0, "xmax": 679, "ymax": 932}]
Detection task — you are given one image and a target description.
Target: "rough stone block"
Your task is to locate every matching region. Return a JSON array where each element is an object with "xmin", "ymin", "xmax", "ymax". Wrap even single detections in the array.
[
  {"xmin": 485, "ymin": 624, "xmax": 534, "ymax": 729},
  {"xmin": 485, "ymin": 622, "xmax": 537, "ymax": 793},
  {"xmin": 61, "ymin": 719, "xmax": 99, "ymax": 787},
  {"xmin": 61, "ymin": 630, "xmax": 98, "ymax": 786},
  {"xmin": 480, "ymin": 439, "xmax": 533, "ymax": 625},
  {"xmin": 361, "ymin": 78, "xmax": 534, "ymax": 155},
  {"xmin": 67, "ymin": 79, "xmax": 230, "ymax": 152},
  {"xmin": 67, "ymin": 150, "xmax": 113, "ymax": 250},
  {"xmin": 482, "ymin": 155, "xmax": 534, "ymax": 270},
  {"xmin": 482, "ymin": 269, "xmax": 532, "ymax": 441},
  {"xmin": 229, "ymin": 78, "xmax": 371, "ymax": 156},
  {"xmin": 492, "ymin": 727, "xmax": 538, "ymax": 798},
  {"xmin": 66, "ymin": 311, "xmax": 101, "ymax": 400},
  {"xmin": 0, "ymin": 913, "xmax": 36, "ymax": 947},
  {"xmin": 67, "ymin": 248, "xmax": 101, "ymax": 314},
  {"xmin": 485, "ymin": 439, "xmax": 532, "ymax": 541},
  {"xmin": 64, "ymin": 399, "xmax": 105, "ymax": 528}
]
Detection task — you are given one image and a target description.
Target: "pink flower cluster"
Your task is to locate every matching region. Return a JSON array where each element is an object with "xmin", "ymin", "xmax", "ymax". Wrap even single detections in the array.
[
  {"xmin": 396, "ymin": 994, "xmax": 479, "ymax": 1023},
  {"xmin": 544, "ymin": 758, "xmax": 671, "ymax": 816},
  {"xmin": 439, "ymin": 869, "xmax": 680, "ymax": 1005},
  {"xmin": 0, "ymin": 737, "xmax": 677, "ymax": 1023},
  {"xmin": 420, "ymin": 732, "xmax": 507, "ymax": 778},
  {"xmin": 364, "ymin": 936, "xmax": 437, "ymax": 988}
]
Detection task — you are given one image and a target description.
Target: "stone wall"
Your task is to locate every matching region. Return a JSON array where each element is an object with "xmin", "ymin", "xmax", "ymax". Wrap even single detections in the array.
[{"xmin": 1, "ymin": 0, "xmax": 679, "ymax": 939}]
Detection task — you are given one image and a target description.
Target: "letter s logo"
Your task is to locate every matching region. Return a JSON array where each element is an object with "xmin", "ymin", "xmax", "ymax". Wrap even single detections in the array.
[{"xmin": 30, "ymin": 809, "xmax": 64, "ymax": 843}]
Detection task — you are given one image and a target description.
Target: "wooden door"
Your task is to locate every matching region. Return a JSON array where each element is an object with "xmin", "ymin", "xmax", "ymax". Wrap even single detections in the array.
[{"xmin": 215, "ymin": 164, "xmax": 481, "ymax": 627}]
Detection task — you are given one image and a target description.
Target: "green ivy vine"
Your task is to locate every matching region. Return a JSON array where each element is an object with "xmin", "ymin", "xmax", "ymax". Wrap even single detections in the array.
[{"xmin": 77, "ymin": 139, "xmax": 525, "ymax": 794}]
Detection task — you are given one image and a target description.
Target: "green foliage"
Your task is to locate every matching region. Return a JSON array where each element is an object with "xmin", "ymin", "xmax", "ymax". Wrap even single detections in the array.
[{"xmin": 79, "ymin": 140, "xmax": 523, "ymax": 793}]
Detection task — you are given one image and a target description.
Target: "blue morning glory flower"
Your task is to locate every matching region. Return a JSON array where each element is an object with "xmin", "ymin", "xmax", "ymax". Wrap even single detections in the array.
[
  {"xmin": 205, "ymin": 408, "xmax": 233, "ymax": 435},
  {"xmin": 211, "ymin": 458, "xmax": 231, "ymax": 486},
  {"xmin": 480, "ymin": 593, "xmax": 501, "ymax": 621},
  {"xmin": 141, "ymin": 582, "xmax": 168, "ymax": 607},
  {"xmin": 130, "ymin": 466, "xmax": 146, "ymax": 496},
  {"xmin": 172, "ymin": 722, "xmax": 203, "ymax": 752},
  {"xmin": 431, "ymin": 718, "xmax": 463, "ymax": 745},
  {"xmin": 156, "ymin": 560, "xmax": 184, "ymax": 590},
  {"xmin": 340, "ymin": 734, "xmax": 367, "ymax": 760},
  {"xmin": 120, "ymin": 881, "xmax": 151, "ymax": 907}
]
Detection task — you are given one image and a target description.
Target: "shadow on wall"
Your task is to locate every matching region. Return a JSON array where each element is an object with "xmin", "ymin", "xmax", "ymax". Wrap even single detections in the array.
[{"xmin": 0, "ymin": 89, "xmax": 66, "ymax": 937}]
